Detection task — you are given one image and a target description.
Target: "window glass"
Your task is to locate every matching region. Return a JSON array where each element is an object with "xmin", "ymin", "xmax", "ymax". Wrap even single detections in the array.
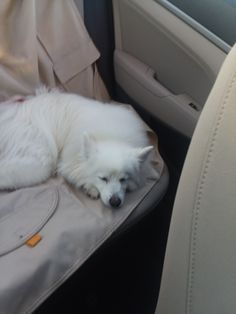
[{"xmin": 164, "ymin": 0, "xmax": 236, "ymax": 46}]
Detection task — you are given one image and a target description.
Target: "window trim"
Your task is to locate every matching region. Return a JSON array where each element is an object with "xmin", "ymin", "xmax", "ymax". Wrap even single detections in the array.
[{"xmin": 156, "ymin": 0, "xmax": 231, "ymax": 53}]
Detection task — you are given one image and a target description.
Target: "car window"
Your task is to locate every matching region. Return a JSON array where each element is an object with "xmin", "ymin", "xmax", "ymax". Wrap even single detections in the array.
[{"xmin": 158, "ymin": 0, "xmax": 236, "ymax": 46}]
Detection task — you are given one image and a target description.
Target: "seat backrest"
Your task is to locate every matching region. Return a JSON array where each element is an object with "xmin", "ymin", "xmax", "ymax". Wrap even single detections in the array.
[
  {"xmin": 74, "ymin": 0, "xmax": 84, "ymax": 17},
  {"xmin": 156, "ymin": 44, "xmax": 236, "ymax": 314}
]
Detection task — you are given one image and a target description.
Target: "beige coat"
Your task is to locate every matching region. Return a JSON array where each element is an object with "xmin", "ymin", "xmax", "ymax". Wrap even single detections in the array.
[{"xmin": 0, "ymin": 0, "xmax": 109, "ymax": 101}]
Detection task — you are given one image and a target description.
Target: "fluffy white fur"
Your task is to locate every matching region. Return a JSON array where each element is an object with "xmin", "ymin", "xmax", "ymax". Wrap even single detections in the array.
[{"xmin": 0, "ymin": 89, "xmax": 154, "ymax": 208}]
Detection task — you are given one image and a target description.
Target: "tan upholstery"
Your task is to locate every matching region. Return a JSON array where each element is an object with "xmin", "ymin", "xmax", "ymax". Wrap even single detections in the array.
[{"xmin": 156, "ymin": 44, "xmax": 236, "ymax": 313}]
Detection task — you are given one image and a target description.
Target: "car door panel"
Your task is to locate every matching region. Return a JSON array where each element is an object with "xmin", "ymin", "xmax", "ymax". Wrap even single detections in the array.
[{"xmin": 113, "ymin": 0, "xmax": 227, "ymax": 137}]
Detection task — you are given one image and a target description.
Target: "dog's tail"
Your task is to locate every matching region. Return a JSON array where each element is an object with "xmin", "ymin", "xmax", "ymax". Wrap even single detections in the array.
[{"xmin": 35, "ymin": 85, "xmax": 62, "ymax": 96}]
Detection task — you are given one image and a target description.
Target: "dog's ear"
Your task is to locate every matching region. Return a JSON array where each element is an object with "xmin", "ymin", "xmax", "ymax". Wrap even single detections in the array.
[
  {"xmin": 82, "ymin": 132, "xmax": 97, "ymax": 159},
  {"xmin": 135, "ymin": 146, "xmax": 153, "ymax": 162}
]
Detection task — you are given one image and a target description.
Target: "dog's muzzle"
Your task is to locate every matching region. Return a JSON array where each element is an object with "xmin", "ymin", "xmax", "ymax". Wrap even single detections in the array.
[{"xmin": 109, "ymin": 195, "xmax": 121, "ymax": 208}]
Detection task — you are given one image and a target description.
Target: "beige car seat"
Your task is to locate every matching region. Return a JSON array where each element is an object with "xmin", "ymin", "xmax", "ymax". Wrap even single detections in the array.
[{"xmin": 156, "ymin": 44, "xmax": 236, "ymax": 314}]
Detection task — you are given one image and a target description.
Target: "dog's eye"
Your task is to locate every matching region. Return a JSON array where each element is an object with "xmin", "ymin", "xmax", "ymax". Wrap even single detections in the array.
[
  {"xmin": 119, "ymin": 177, "xmax": 126, "ymax": 183},
  {"xmin": 99, "ymin": 177, "xmax": 108, "ymax": 183}
]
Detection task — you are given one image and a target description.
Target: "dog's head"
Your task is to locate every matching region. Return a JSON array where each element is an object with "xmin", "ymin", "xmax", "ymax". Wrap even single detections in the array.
[{"xmin": 81, "ymin": 133, "xmax": 153, "ymax": 208}]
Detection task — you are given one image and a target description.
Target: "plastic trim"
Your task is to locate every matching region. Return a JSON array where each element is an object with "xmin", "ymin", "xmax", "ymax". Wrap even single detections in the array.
[{"xmin": 156, "ymin": 0, "xmax": 231, "ymax": 53}]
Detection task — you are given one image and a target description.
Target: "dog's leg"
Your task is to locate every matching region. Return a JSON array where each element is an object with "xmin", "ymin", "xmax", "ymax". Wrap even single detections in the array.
[
  {"xmin": 0, "ymin": 157, "xmax": 54, "ymax": 189},
  {"xmin": 82, "ymin": 184, "xmax": 100, "ymax": 200}
]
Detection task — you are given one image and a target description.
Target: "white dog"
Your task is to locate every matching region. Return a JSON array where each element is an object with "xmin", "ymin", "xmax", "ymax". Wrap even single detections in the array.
[{"xmin": 0, "ymin": 88, "xmax": 154, "ymax": 208}]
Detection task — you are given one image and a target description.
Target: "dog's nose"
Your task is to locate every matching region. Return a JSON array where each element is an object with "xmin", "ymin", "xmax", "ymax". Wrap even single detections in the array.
[{"xmin": 109, "ymin": 195, "xmax": 121, "ymax": 208}]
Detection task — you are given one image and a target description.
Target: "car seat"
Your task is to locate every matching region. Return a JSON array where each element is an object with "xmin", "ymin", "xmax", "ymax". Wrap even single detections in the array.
[
  {"xmin": 156, "ymin": 44, "xmax": 236, "ymax": 313},
  {"xmin": 0, "ymin": 1, "xmax": 168, "ymax": 313}
]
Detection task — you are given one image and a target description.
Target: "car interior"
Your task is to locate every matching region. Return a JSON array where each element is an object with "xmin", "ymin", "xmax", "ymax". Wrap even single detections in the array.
[{"xmin": 1, "ymin": 0, "xmax": 235, "ymax": 313}]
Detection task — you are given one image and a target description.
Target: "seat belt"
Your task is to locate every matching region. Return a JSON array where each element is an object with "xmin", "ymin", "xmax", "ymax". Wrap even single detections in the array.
[{"xmin": 83, "ymin": 0, "xmax": 116, "ymax": 97}]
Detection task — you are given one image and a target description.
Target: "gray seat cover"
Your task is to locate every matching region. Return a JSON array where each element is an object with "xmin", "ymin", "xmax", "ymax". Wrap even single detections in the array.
[{"xmin": 0, "ymin": 1, "xmax": 168, "ymax": 313}]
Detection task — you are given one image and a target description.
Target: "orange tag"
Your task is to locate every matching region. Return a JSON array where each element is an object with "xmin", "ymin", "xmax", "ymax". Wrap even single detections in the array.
[{"xmin": 26, "ymin": 234, "xmax": 42, "ymax": 247}]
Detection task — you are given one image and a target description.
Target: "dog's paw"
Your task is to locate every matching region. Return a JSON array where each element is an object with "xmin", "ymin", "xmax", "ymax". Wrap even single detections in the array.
[{"xmin": 84, "ymin": 186, "xmax": 100, "ymax": 200}]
